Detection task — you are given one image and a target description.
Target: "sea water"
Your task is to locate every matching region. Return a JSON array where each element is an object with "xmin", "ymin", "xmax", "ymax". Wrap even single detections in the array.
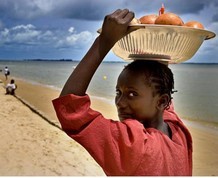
[{"xmin": 0, "ymin": 60, "xmax": 218, "ymax": 124}]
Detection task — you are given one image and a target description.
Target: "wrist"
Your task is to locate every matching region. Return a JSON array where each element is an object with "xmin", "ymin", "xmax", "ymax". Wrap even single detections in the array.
[{"xmin": 98, "ymin": 34, "xmax": 116, "ymax": 51}]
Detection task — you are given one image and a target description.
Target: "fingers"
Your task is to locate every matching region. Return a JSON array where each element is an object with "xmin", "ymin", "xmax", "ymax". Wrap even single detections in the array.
[
  {"xmin": 113, "ymin": 9, "xmax": 132, "ymax": 19},
  {"xmin": 106, "ymin": 9, "xmax": 134, "ymax": 25},
  {"xmin": 100, "ymin": 9, "xmax": 135, "ymax": 46}
]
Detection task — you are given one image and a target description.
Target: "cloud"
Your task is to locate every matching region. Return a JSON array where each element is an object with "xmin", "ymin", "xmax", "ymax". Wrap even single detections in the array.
[
  {"xmin": 68, "ymin": 27, "xmax": 75, "ymax": 33},
  {"xmin": 0, "ymin": 24, "xmax": 41, "ymax": 45},
  {"xmin": 56, "ymin": 27, "xmax": 95, "ymax": 49},
  {"xmin": 0, "ymin": 0, "xmax": 217, "ymax": 62},
  {"xmin": 53, "ymin": 0, "xmax": 218, "ymax": 21},
  {"xmin": 0, "ymin": 0, "xmax": 216, "ymax": 21},
  {"xmin": 12, "ymin": 25, "xmax": 40, "ymax": 42},
  {"xmin": 0, "ymin": 0, "xmax": 55, "ymax": 20},
  {"xmin": 0, "ymin": 23, "xmax": 95, "ymax": 50}
]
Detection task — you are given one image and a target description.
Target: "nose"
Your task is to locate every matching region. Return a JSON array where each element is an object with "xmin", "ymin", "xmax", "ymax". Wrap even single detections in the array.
[{"xmin": 115, "ymin": 95, "xmax": 127, "ymax": 109}]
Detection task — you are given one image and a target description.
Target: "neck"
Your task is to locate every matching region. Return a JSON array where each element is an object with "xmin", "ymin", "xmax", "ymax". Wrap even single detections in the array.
[
  {"xmin": 142, "ymin": 117, "xmax": 172, "ymax": 139},
  {"xmin": 142, "ymin": 117, "xmax": 163, "ymax": 129}
]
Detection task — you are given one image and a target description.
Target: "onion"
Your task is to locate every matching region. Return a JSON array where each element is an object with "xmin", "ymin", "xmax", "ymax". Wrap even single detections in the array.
[
  {"xmin": 139, "ymin": 14, "xmax": 158, "ymax": 24},
  {"xmin": 184, "ymin": 21, "xmax": 204, "ymax": 29},
  {"xmin": 155, "ymin": 13, "xmax": 184, "ymax": 26}
]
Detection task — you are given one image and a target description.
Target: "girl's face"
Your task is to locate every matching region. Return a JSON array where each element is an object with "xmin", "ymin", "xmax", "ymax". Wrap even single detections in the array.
[{"xmin": 115, "ymin": 69, "xmax": 160, "ymax": 122}]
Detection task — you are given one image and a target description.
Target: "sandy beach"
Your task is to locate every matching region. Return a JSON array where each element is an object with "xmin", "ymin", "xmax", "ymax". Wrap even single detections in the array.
[{"xmin": 0, "ymin": 75, "xmax": 218, "ymax": 176}]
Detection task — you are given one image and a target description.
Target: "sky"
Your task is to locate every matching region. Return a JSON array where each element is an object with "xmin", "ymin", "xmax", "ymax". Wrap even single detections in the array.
[{"xmin": 0, "ymin": 0, "xmax": 218, "ymax": 63}]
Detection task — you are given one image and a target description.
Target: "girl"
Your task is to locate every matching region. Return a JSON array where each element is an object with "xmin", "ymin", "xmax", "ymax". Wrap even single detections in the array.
[{"xmin": 53, "ymin": 9, "xmax": 192, "ymax": 176}]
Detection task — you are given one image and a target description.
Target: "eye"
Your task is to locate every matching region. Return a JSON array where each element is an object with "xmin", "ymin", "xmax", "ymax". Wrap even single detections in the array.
[
  {"xmin": 116, "ymin": 89, "xmax": 121, "ymax": 96},
  {"xmin": 128, "ymin": 91, "xmax": 138, "ymax": 97}
]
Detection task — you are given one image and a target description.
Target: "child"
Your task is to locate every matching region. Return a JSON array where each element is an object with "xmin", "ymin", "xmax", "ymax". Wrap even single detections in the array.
[
  {"xmin": 52, "ymin": 9, "xmax": 192, "ymax": 176},
  {"xmin": 6, "ymin": 79, "xmax": 17, "ymax": 95}
]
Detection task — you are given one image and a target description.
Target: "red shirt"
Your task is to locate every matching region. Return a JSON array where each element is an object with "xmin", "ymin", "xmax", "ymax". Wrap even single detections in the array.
[{"xmin": 53, "ymin": 94, "xmax": 192, "ymax": 176}]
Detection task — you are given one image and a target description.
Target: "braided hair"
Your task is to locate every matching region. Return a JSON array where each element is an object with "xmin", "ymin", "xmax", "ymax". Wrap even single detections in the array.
[{"xmin": 123, "ymin": 60, "xmax": 175, "ymax": 109}]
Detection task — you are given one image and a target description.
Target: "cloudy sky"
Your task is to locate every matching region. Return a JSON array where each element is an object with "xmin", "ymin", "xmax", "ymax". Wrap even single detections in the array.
[{"xmin": 0, "ymin": 0, "xmax": 218, "ymax": 63}]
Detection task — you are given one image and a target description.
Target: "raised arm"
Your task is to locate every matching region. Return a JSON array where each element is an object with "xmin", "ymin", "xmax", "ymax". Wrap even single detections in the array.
[{"xmin": 60, "ymin": 9, "xmax": 134, "ymax": 97}]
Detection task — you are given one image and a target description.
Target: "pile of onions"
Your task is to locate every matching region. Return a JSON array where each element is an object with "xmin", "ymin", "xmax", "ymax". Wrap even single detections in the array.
[{"xmin": 131, "ymin": 4, "xmax": 204, "ymax": 29}]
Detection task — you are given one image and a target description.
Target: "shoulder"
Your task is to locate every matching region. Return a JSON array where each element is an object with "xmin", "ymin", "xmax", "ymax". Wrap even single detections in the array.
[{"xmin": 53, "ymin": 93, "xmax": 90, "ymax": 110}]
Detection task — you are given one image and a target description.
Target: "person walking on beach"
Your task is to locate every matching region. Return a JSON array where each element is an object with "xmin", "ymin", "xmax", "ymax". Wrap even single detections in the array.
[
  {"xmin": 53, "ymin": 9, "xmax": 192, "ymax": 176},
  {"xmin": 4, "ymin": 66, "xmax": 10, "ymax": 80},
  {"xmin": 5, "ymin": 79, "xmax": 17, "ymax": 95}
]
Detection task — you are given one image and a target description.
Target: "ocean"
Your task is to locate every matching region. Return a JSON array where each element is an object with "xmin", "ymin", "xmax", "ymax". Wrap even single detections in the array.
[{"xmin": 1, "ymin": 60, "xmax": 218, "ymax": 124}]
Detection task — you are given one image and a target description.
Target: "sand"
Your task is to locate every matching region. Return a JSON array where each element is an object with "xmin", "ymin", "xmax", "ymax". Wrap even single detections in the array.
[
  {"xmin": 0, "ymin": 76, "xmax": 105, "ymax": 176},
  {"xmin": 0, "ymin": 75, "xmax": 218, "ymax": 176}
]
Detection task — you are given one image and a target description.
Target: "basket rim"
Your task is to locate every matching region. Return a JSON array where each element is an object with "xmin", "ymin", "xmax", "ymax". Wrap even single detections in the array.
[{"xmin": 128, "ymin": 24, "xmax": 216, "ymax": 40}]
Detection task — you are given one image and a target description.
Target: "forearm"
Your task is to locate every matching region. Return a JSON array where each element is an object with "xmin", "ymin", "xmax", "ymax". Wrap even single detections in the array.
[
  {"xmin": 60, "ymin": 36, "xmax": 113, "ymax": 97},
  {"xmin": 60, "ymin": 9, "xmax": 134, "ymax": 97}
]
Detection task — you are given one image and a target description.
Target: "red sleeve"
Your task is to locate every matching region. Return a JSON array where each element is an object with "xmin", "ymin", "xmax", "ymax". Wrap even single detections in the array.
[
  {"xmin": 52, "ymin": 94, "xmax": 101, "ymax": 132},
  {"xmin": 52, "ymin": 94, "xmax": 148, "ymax": 176}
]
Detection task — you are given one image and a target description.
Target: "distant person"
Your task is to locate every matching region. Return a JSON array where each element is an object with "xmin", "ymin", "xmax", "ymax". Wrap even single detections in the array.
[
  {"xmin": 6, "ymin": 79, "xmax": 17, "ymax": 95},
  {"xmin": 4, "ymin": 66, "xmax": 10, "ymax": 80},
  {"xmin": 52, "ymin": 9, "xmax": 192, "ymax": 176}
]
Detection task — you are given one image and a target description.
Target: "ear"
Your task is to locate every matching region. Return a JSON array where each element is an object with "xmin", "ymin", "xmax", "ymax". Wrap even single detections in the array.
[{"xmin": 156, "ymin": 94, "xmax": 170, "ymax": 111}]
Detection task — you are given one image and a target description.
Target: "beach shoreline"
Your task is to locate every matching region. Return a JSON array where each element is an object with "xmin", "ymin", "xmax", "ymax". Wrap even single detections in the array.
[{"xmin": 0, "ymin": 75, "xmax": 218, "ymax": 176}]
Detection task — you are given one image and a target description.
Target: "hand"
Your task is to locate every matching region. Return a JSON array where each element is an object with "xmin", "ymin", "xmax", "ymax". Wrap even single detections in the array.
[{"xmin": 99, "ymin": 9, "xmax": 134, "ymax": 48}]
